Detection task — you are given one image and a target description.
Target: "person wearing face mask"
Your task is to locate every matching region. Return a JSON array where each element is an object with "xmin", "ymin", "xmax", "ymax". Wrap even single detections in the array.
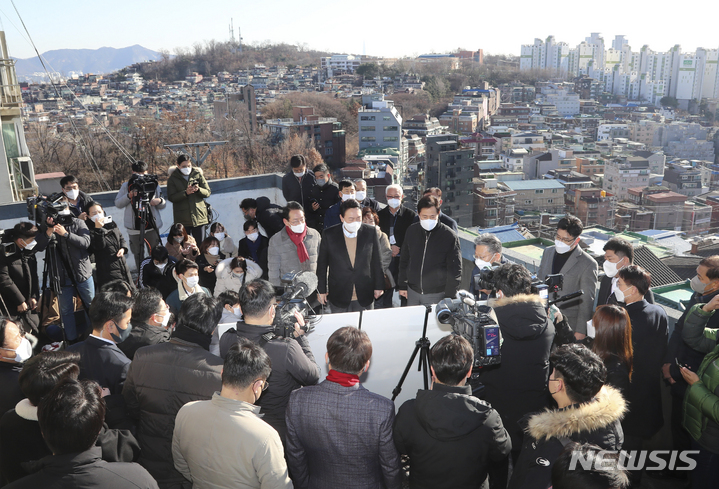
[
  {"xmin": 597, "ymin": 238, "xmax": 655, "ymax": 307},
  {"xmin": 87, "ymin": 203, "xmax": 135, "ymax": 293},
  {"xmin": 613, "ymin": 265, "xmax": 667, "ymax": 486},
  {"xmin": 173, "ymin": 339, "xmax": 292, "ymax": 489},
  {"xmin": 237, "ymin": 219, "xmax": 269, "ymax": 279},
  {"xmin": 353, "ymin": 179, "xmax": 381, "ymax": 212},
  {"xmin": 219, "ymin": 279, "xmax": 320, "ymax": 443},
  {"xmin": 167, "ymin": 154, "xmax": 212, "ymax": 244},
  {"xmin": 362, "ymin": 207, "xmax": 393, "ymax": 298},
  {"xmin": 240, "ymin": 197, "xmax": 286, "ymax": 239},
  {"xmin": 537, "ymin": 215, "xmax": 598, "ymax": 341},
  {"xmin": 316, "ymin": 199, "xmax": 385, "ymax": 313},
  {"xmin": 196, "ymin": 237, "xmax": 226, "ymax": 295},
  {"xmin": 480, "ymin": 263, "xmax": 556, "ymax": 468},
  {"xmin": 378, "ymin": 184, "xmax": 417, "ymax": 308},
  {"xmin": 165, "ymin": 222, "xmax": 199, "ymax": 262},
  {"xmin": 323, "ymin": 179, "xmax": 357, "ymax": 230},
  {"xmin": 307, "ymin": 163, "xmax": 340, "ymax": 232},
  {"xmin": 59, "ymin": 175, "xmax": 95, "ymax": 220},
  {"xmin": 66, "ymin": 291, "xmax": 135, "ymax": 430},
  {"xmin": 118, "ymin": 288, "xmax": 172, "ymax": 360},
  {"xmin": 398, "ymin": 195, "xmax": 462, "ymax": 307},
  {"xmin": 138, "ymin": 246, "xmax": 178, "ymax": 298},
  {"xmin": 267, "ymin": 201, "xmax": 322, "ymax": 287},
  {"xmin": 469, "ymin": 233, "xmax": 514, "ymax": 299},
  {"xmin": 209, "ymin": 222, "xmax": 237, "ymax": 258},
  {"xmin": 166, "ymin": 259, "xmax": 211, "ymax": 316},
  {"xmin": 209, "ymin": 290, "xmax": 243, "ymax": 357},
  {"xmin": 213, "ymin": 255, "xmax": 262, "ymax": 297},
  {"xmin": 412, "ymin": 187, "xmax": 458, "ymax": 234},
  {"xmin": 0, "ymin": 319, "xmax": 30, "ymax": 419},
  {"xmin": 509, "ymin": 344, "xmax": 625, "ymax": 489},
  {"xmin": 282, "ymin": 154, "xmax": 316, "ymax": 213},
  {"xmin": 0, "ymin": 223, "xmax": 40, "ymax": 332}
]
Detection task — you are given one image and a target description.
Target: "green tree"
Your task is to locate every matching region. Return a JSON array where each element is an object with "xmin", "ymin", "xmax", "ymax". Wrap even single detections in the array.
[
  {"xmin": 660, "ymin": 96, "xmax": 679, "ymax": 108},
  {"xmin": 356, "ymin": 63, "xmax": 380, "ymax": 79}
]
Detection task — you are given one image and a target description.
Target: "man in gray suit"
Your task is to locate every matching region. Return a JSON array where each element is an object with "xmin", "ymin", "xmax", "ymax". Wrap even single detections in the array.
[
  {"xmin": 537, "ymin": 215, "xmax": 597, "ymax": 340},
  {"xmin": 285, "ymin": 327, "xmax": 401, "ymax": 489}
]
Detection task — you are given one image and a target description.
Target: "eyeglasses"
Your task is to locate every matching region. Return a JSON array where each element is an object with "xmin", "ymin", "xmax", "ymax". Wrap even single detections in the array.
[
  {"xmin": 555, "ymin": 234, "xmax": 575, "ymax": 245},
  {"xmin": 256, "ymin": 379, "xmax": 269, "ymax": 391}
]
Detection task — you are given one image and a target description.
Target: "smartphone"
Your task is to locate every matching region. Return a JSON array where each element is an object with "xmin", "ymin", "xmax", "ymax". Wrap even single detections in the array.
[{"xmin": 676, "ymin": 357, "xmax": 690, "ymax": 370}]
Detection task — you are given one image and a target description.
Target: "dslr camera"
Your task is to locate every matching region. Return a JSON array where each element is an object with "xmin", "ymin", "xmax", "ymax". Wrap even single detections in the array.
[
  {"xmin": 436, "ymin": 291, "xmax": 501, "ymax": 368},
  {"xmin": 26, "ymin": 193, "xmax": 73, "ymax": 227},
  {"xmin": 268, "ymin": 271, "xmax": 319, "ymax": 339}
]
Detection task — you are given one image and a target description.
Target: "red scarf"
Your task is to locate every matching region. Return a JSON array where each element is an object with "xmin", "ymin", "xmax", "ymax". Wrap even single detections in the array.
[
  {"xmin": 326, "ymin": 369, "xmax": 360, "ymax": 387},
  {"xmin": 286, "ymin": 226, "xmax": 310, "ymax": 263}
]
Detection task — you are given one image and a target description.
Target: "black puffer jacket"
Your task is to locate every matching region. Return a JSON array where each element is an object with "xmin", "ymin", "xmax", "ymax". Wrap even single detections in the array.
[
  {"xmin": 481, "ymin": 294, "xmax": 556, "ymax": 450},
  {"xmin": 0, "ymin": 248, "xmax": 38, "ymax": 312},
  {"xmin": 255, "ymin": 196, "xmax": 286, "ymax": 239},
  {"xmin": 307, "ymin": 181, "xmax": 340, "ymax": 232},
  {"xmin": 508, "ymin": 385, "xmax": 626, "ymax": 489},
  {"xmin": 398, "ymin": 222, "xmax": 462, "ymax": 297},
  {"xmin": 90, "ymin": 221, "xmax": 133, "ymax": 288},
  {"xmin": 393, "ymin": 383, "xmax": 511, "ymax": 489},
  {"xmin": 35, "ymin": 217, "xmax": 92, "ymax": 284},
  {"xmin": 123, "ymin": 337, "xmax": 222, "ymax": 488}
]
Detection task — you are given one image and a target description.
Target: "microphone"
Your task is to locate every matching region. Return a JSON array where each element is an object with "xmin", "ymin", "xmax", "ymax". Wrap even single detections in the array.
[{"xmin": 548, "ymin": 290, "xmax": 584, "ymax": 307}]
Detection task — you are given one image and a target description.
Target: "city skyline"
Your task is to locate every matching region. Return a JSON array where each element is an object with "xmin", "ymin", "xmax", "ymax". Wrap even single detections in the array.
[{"xmin": 1, "ymin": 0, "xmax": 717, "ymax": 62}]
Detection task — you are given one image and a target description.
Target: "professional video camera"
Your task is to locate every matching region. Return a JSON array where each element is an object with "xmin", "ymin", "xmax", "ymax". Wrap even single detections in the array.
[
  {"xmin": 436, "ymin": 291, "xmax": 501, "ymax": 368},
  {"xmin": 26, "ymin": 193, "xmax": 73, "ymax": 227},
  {"xmin": 271, "ymin": 271, "xmax": 319, "ymax": 338},
  {"xmin": 128, "ymin": 173, "xmax": 159, "ymax": 200},
  {"xmin": 0, "ymin": 229, "xmax": 17, "ymax": 257}
]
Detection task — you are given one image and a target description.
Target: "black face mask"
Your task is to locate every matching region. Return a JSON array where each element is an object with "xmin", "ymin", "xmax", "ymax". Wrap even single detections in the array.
[{"xmin": 110, "ymin": 321, "xmax": 132, "ymax": 343}]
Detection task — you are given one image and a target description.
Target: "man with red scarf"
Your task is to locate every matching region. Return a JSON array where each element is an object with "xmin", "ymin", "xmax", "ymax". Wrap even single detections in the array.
[
  {"xmin": 285, "ymin": 327, "xmax": 401, "ymax": 489},
  {"xmin": 268, "ymin": 201, "xmax": 321, "ymax": 287}
]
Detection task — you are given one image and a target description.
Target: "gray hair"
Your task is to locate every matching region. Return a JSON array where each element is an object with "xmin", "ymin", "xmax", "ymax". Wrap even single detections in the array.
[
  {"xmin": 473, "ymin": 233, "xmax": 502, "ymax": 255},
  {"xmin": 354, "ymin": 179, "xmax": 367, "ymax": 187},
  {"xmin": 386, "ymin": 184, "xmax": 403, "ymax": 196}
]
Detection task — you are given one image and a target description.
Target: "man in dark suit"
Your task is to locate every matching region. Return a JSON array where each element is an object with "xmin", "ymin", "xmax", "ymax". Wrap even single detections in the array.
[
  {"xmin": 412, "ymin": 187, "xmax": 458, "ymax": 233},
  {"xmin": 118, "ymin": 287, "xmax": 171, "ymax": 360},
  {"xmin": 323, "ymin": 179, "xmax": 356, "ymax": 230},
  {"xmin": 317, "ymin": 199, "xmax": 385, "ymax": 313},
  {"xmin": 285, "ymin": 326, "xmax": 401, "ymax": 489},
  {"xmin": 378, "ymin": 184, "xmax": 417, "ymax": 308},
  {"xmin": 597, "ymin": 237, "xmax": 654, "ymax": 306},
  {"xmin": 537, "ymin": 215, "xmax": 597, "ymax": 340},
  {"xmin": 67, "ymin": 291, "xmax": 134, "ymax": 430},
  {"xmin": 281, "ymin": 154, "xmax": 316, "ymax": 211}
]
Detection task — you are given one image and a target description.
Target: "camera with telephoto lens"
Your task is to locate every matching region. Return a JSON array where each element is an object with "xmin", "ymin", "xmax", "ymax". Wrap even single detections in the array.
[
  {"xmin": 436, "ymin": 291, "xmax": 501, "ymax": 368},
  {"xmin": 129, "ymin": 173, "xmax": 159, "ymax": 201},
  {"xmin": 26, "ymin": 193, "xmax": 73, "ymax": 227},
  {"xmin": 269, "ymin": 271, "xmax": 319, "ymax": 339}
]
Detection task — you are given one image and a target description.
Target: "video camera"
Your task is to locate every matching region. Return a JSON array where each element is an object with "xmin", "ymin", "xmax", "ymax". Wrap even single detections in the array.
[
  {"xmin": 26, "ymin": 194, "xmax": 73, "ymax": 227},
  {"xmin": 436, "ymin": 291, "xmax": 501, "ymax": 368},
  {"xmin": 129, "ymin": 173, "xmax": 159, "ymax": 201},
  {"xmin": 272, "ymin": 271, "xmax": 319, "ymax": 338},
  {"xmin": 0, "ymin": 229, "xmax": 17, "ymax": 257}
]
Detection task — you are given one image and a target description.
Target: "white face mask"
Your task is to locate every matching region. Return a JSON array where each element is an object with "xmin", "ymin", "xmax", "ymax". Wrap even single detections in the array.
[
  {"xmin": 343, "ymin": 221, "xmax": 361, "ymax": 237},
  {"xmin": 155, "ymin": 261, "xmax": 167, "ymax": 271},
  {"xmin": 290, "ymin": 223, "xmax": 306, "ymax": 234},
  {"xmin": 475, "ymin": 254, "xmax": 496, "ymax": 270},
  {"xmin": 185, "ymin": 275, "xmax": 200, "ymax": 289},
  {"xmin": 155, "ymin": 310, "xmax": 171, "ymax": 328},
  {"xmin": 387, "ymin": 198, "xmax": 401, "ymax": 209},
  {"xmin": 554, "ymin": 239, "xmax": 574, "ymax": 254},
  {"xmin": 174, "ymin": 236, "xmax": 184, "ymax": 243},
  {"xmin": 214, "ymin": 232, "xmax": 225, "ymax": 241},
  {"xmin": 208, "ymin": 246, "xmax": 220, "ymax": 256},
  {"xmin": 65, "ymin": 189, "xmax": 79, "ymax": 200},
  {"xmin": 341, "ymin": 193, "xmax": 356, "ymax": 202},
  {"xmin": 247, "ymin": 232, "xmax": 259, "ymax": 242},
  {"xmin": 420, "ymin": 218, "xmax": 438, "ymax": 231},
  {"xmin": 614, "ymin": 285, "xmax": 631, "ymax": 303},
  {"xmin": 1, "ymin": 337, "xmax": 32, "ymax": 363},
  {"xmin": 233, "ymin": 306, "xmax": 242, "ymax": 318},
  {"xmin": 355, "ymin": 191, "xmax": 366, "ymax": 201},
  {"xmin": 293, "ymin": 170, "xmax": 304, "ymax": 178},
  {"xmin": 603, "ymin": 259, "xmax": 623, "ymax": 278},
  {"xmin": 23, "ymin": 239, "xmax": 37, "ymax": 251},
  {"xmin": 180, "ymin": 166, "xmax": 192, "ymax": 176},
  {"xmin": 90, "ymin": 212, "xmax": 105, "ymax": 223}
]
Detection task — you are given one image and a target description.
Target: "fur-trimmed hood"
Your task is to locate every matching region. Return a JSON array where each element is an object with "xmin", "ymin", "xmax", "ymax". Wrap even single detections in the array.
[
  {"xmin": 527, "ymin": 385, "xmax": 626, "ymax": 441},
  {"xmin": 491, "ymin": 293, "xmax": 550, "ymax": 341},
  {"xmin": 168, "ymin": 165, "xmax": 204, "ymax": 177},
  {"xmin": 491, "ymin": 293, "xmax": 544, "ymax": 309}
]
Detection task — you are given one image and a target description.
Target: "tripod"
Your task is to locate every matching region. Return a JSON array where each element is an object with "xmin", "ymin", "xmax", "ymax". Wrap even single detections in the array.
[
  {"xmin": 132, "ymin": 192, "xmax": 158, "ymax": 270},
  {"xmin": 391, "ymin": 304, "xmax": 433, "ymax": 401},
  {"xmin": 41, "ymin": 234, "xmax": 68, "ymax": 346}
]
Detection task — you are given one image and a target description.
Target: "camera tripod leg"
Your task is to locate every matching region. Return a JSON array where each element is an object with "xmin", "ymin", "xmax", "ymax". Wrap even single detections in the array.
[{"xmin": 391, "ymin": 304, "xmax": 434, "ymax": 401}]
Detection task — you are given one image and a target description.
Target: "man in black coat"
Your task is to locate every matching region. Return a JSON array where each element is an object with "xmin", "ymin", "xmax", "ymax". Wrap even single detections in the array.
[
  {"xmin": 481, "ymin": 263, "xmax": 556, "ymax": 465},
  {"xmin": 378, "ymin": 184, "xmax": 417, "ymax": 308},
  {"xmin": 4, "ymin": 378, "xmax": 158, "ymax": 489},
  {"xmin": 398, "ymin": 195, "xmax": 462, "ymax": 306},
  {"xmin": 118, "ymin": 288, "xmax": 171, "ymax": 360},
  {"xmin": 317, "ymin": 199, "xmax": 385, "ymax": 313},
  {"xmin": 59, "ymin": 174, "xmax": 95, "ymax": 220},
  {"xmin": 219, "ymin": 279, "xmax": 320, "ymax": 443},
  {"xmin": 615, "ymin": 265, "xmax": 668, "ymax": 486},
  {"xmin": 354, "ymin": 179, "xmax": 381, "ymax": 212},
  {"xmin": 0, "ymin": 223, "xmax": 39, "ymax": 329},
  {"xmin": 281, "ymin": 154, "xmax": 316, "ymax": 213},
  {"xmin": 307, "ymin": 163, "xmax": 340, "ymax": 233},
  {"xmin": 597, "ymin": 237, "xmax": 654, "ymax": 306},
  {"xmin": 394, "ymin": 334, "xmax": 511, "ymax": 489},
  {"xmin": 237, "ymin": 220, "xmax": 269, "ymax": 279},
  {"xmin": 138, "ymin": 246, "xmax": 178, "ymax": 299},
  {"xmin": 240, "ymin": 197, "xmax": 285, "ymax": 239},
  {"xmin": 412, "ymin": 187, "xmax": 458, "ymax": 233},
  {"xmin": 67, "ymin": 291, "xmax": 134, "ymax": 430}
]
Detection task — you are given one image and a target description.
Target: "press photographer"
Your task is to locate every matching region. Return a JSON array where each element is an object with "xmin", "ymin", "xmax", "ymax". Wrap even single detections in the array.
[
  {"xmin": 479, "ymin": 263, "xmax": 556, "ymax": 467},
  {"xmin": 114, "ymin": 160, "xmax": 166, "ymax": 269},
  {"xmin": 0, "ymin": 223, "xmax": 40, "ymax": 331},
  {"xmin": 218, "ymin": 278, "xmax": 320, "ymax": 443}
]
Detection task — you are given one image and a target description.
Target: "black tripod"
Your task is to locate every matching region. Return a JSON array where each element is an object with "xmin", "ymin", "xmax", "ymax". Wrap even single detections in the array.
[
  {"xmin": 41, "ymin": 234, "xmax": 68, "ymax": 346},
  {"xmin": 392, "ymin": 304, "xmax": 433, "ymax": 401},
  {"xmin": 132, "ymin": 192, "xmax": 158, "ymax": 269}
]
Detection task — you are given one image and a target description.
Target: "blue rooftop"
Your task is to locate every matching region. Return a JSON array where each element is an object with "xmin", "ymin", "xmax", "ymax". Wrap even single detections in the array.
[
  {"xmin": 503, "ymin": 180, "xmax": 565, "ymax": 191},
  {"xmin": 476, "ymin": 224, "xmax": 527, "ymax": 243}
]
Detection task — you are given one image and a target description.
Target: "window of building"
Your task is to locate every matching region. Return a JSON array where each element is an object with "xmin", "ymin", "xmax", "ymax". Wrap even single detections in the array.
[
  {"xmin": 383, "ymin": 137, "xmax": 398, "ymax": 142},
  {"xmin": 325, "ymin": 148, "xmax": 333, "ymax": 155},
  {"xmin": 361, "ymin": 126, "xmax": 375, "ymax": 131},
  {"xmin": 384, "ymin": 126, "xmax": 399, "ymax": 131},
  {"xmin": 360, "ymin": 136, "xmax": 376, "ymax": 142},
  {"xmin": 535, "ymin": 189, "xmax": 544, "ymax": 194},
  {"xmin": 360, "ymin": 116, "xmax": 375, "ymax": 121},
  {"xmin": 383, "ymin": 116, "xmax": 391, "ymax": 121},
  {"xmin": 525, "ymin": 200, "xmax": 532, "ymax": 204}
]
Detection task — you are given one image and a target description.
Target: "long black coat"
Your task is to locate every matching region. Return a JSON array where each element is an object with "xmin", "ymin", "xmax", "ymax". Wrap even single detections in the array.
[
  {"xmin": 237, "ymin": 235, "xmax": 269, "ymax": 279},
  {"xmin": 597, "ymin": 274, "xmax": 655, "ymax": 306},
  {"xmin": 255, "ymin": 197, "xmax": 285, "ymax": 239},
  {"xmin": 316, "ymin": 223, "xmax": 385, "ymax": 308},
  {"xmin": 623, "ymin": 299, "xmax": 668, "ymax": 438},
  {"xmin": 281, "ymin": 170, "xmax": 315, "ymax": 210},
  {"xmin": 307, "ymin": 181, "xmax": 340, "ymax": 232},
  {"xmin": 90, "ymin": 221, "xmax": 133, "ymax": 288},
  {"xmin": 0, "ymin": 248, "xmax": 38, "ymax": 311},
  {"xmin": 196, "ymin": 252, "xmax": 224, "ymax": 294}
]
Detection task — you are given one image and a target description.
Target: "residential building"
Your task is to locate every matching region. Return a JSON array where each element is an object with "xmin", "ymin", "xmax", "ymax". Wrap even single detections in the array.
[
  {"xmin": 663, "ymin": 162, "xmax": 708, "ymax": 197},
  {"xmin": 602, "ymin": 157, "xmax": 652, "ymax": 201},
  {"xmin": 358, "ymin": 93, "xmax": 403, "ymax": 172},
  {"xmin": 502, "ymin": 148, "xmax": 528, "ymax": 172},
  {"xmin": 503, "ymin": 180, "xmax": 566, "ymax": 214},
  {"xmin": 474, "ymin": 179, "xmax": 516, "ymax": 228},
  {"xmin": 403, "ymin": 113, "xmax": 442, "ymax": 138},
  {"xmin": 212, "ymin": 84, "xmax": 257, "ymax": 132},
  {"xmin": 523, "ymin": 149, "xmax": 576, "ymax": 180},
  {"xmin": 439, "ymin": 107, "xmax": 478, "ymax": 135},
  {"xmin": 321, "ymin": 54, "xmax": 362, "ymax": 78},
  {"xmin": 565, "ymin": 187, "xmax": 616, "ymax": 228}
]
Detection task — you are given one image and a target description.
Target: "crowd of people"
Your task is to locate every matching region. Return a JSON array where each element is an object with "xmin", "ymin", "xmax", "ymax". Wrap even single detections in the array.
[{"xmin": 0, "ymin": 154, "xmax": 718, "ymax": 488}]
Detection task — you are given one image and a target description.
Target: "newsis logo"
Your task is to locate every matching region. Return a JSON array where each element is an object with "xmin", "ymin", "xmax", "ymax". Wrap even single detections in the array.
[{"xmin": 569, "ymin": 450, "xmax": 699, "ymax": 471}]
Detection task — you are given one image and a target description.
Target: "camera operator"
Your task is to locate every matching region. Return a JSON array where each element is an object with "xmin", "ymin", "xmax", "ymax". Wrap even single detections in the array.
[
  {"xmin": 167, "ymin": 155, "xmax": 211, "ymax": 244},
  {"xmin": 469, "ymin": 233, "xmax": 514, "ymax": 299},
  {"xmin": 218, "ymin": 279, "xmax": 320, "ymax": 443},
  {"xmin": 0, "ymin": 223, "xmax": 39, "ymax": 328},
  {"xmin": 114, "ymin": 160, "xmax": 166, "ymax": 269},
  {"xmin": 59, "ymin": 175, "xmax": 94, "ymax": 221},
  {"xmin": 481, "ymin": 263, "xmax": 556, "ymax": 466},
  {"xmin": 35, "ymin": 208, "xmax": 94, "ymax": 342}
]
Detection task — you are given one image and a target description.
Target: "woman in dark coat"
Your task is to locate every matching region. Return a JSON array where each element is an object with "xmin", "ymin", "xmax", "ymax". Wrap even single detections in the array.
[
  {"xmin": 237, "ymin": 219, "xmax": 268, "ymax": 279},
  {"xmin": 87, "ymin": 203, "xmax": 134, "ymax": 291},
  {"xmin": 591, "ymin": 304, "xmax": 633, "ymax": 396},
  {"xmin": 195, "ymin": 236, "xmax": 224, "ymax": 294}
]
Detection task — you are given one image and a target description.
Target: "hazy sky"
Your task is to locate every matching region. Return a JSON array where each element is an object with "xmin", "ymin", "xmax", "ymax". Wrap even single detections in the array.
[{"xmin": 1, "ymin": 0, "xmax": 717, "ymax": 61}]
